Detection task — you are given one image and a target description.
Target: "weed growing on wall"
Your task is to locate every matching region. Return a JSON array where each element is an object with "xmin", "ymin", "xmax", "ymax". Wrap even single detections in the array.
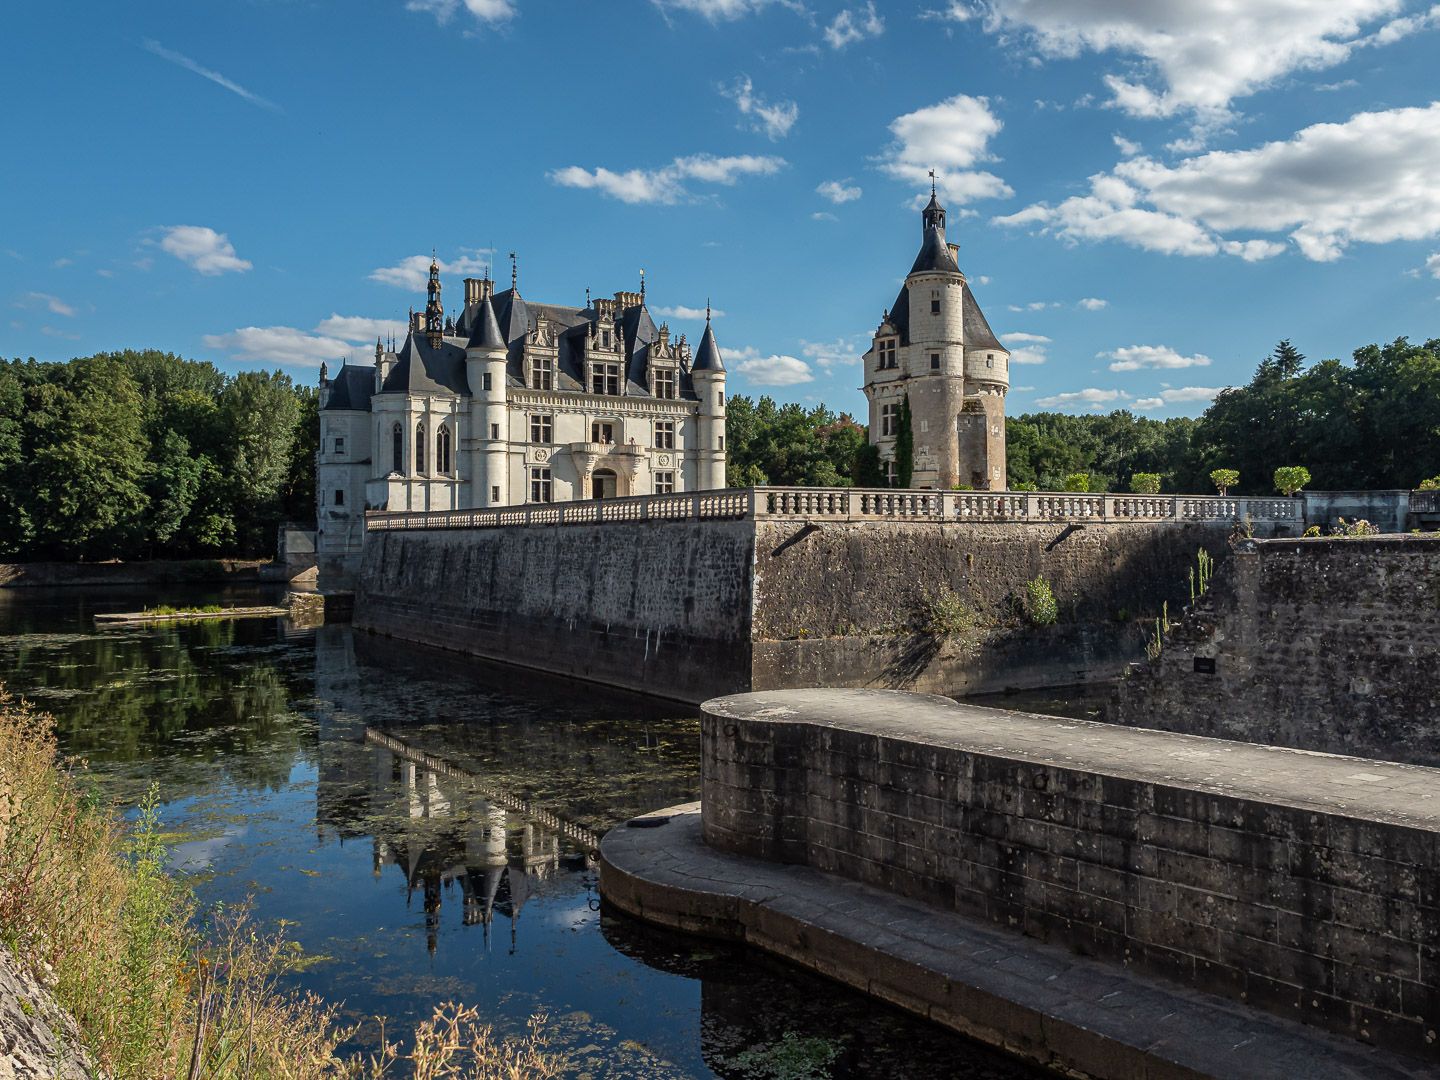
[
  {"xmin": 0, "ymin": 687, "xmax": 563, "ymax": 1080},
  {"xmin": 919, "ymin": 585, "xmax": 984, "ymax": 651},
  {"xmin": 1022, "ymin": 578, "xmax": 1059, "ymax": 627},
  {"xmin": 1144, "ymin": 602, "xmax": 1171, "ymax": 661},
  {"xmin": 1337, "ymin": 517, "xmax": 1380, "ymax": 536},
  {"xmin": 1189, "ymin": 549, "xmax": 1214, "ymax": 602}
]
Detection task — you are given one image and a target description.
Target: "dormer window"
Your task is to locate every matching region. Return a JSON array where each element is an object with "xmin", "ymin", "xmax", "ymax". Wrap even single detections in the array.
[
  {"xmin": 878, "ymin": 339, "xmax": 897, "ymax": 370},
  {"xmin": 654, "ymin": 368, "xmax": 677, "ymax": 399},
  {"xmin": 592, "ymin": 362, "xmax": 620, "ymax": 395},
  {"xmin": 602, "ymin": 330, "xmax": 612, "ymax": 348},
  {"xmin": 530, "ymin": 354, "xmax": 553, "ymax": 390}
]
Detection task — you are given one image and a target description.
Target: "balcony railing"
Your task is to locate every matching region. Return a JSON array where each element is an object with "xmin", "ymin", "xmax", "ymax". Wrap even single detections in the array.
[{"xmin": 365, "ymin": 487, "xmax": 1302, "ymax": 532}]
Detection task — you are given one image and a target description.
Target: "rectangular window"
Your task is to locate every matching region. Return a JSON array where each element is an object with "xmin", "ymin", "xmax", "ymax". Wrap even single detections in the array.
[
  {"xmin": 718, "ymin": 436, "xmax": 724, "ymax": 451},
  {"xmin": 482, "ymin": 372, "xmax": 492, "ymax": 391},
  {"xmin": 491, "ymin": 485, "xmax": 500, "ymax": 503},
  {"xmin": 530, "ymin": 356, "xmax": 553, "ymax": 390},
  {"xmin": 591, "ymin": 362, "xmax": 620, "ymax": 395},
  {"xmin": 719, "ymin": 392, "xmax": 724, "ymax": 406},
  {"xmin": 877, "ymin": 340, "xmax": 896, "ymax": 369},
  {"xmin": 655, "ymin": 368, "xmax": 677, "ymax": 400},
  {"xmin": 602, "ymin": 330, "xmax": 611, "ymax": 348},
  {"xmin": 930, "ymin": 352, "xmax": 940, "ymax": 370},
  {"xmin": 654, "ymin": 420, "xmax": 675, "ymax": 449},
  {"xmin": 490, "ymin": 423, "xmax": 500, "ymax": 440},
  {"xmin": 334, "ymin": 437, "xmax": 345, "ymax": 454},
  {"xmin": 334, "ymin": 488, "xmax": 345, "ymax": 506},
  {"xmin": 591, "ymin": 421, "xmax": 615, "ymax": 445},
  {"xmin": 530, "ymin": 414, "xmax": 553, "ymax": 443},
  {"xmin": 931, "ymin": 298, "xmax": 941, "ymax": 314},
  {"xmin": 654, "ymin": 471, "xmax": 675, "ymax": 494},
  {"xmin": 881, "ymin": 402, "xmax": 899, "ymax": 437},
  {"xmin": 529, "ymin": 467, "xmax": 552, "ymax": 503}
]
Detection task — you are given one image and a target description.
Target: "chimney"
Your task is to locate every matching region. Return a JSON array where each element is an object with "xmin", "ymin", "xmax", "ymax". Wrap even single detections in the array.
[
  {"xmin": 947, "ymin": 243, "xmax": 961, "ymax": 265},
  {"xmin": 464, "ymin": 278, "xmax": 482, "ymax": 308}
]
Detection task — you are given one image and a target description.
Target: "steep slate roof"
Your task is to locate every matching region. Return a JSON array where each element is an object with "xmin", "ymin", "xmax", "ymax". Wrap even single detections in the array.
[
  {"xmin": 467, "ymin": 292, "xmax": 505, "ymax": 350},
  {"xmin": 324, "ymin": 363, "xmax": 377, "ymax": 411},
  {"xmin": 692, "ymin": 322, "xmax": 724, "ymax": 372},
  {"xmin": 380, "ymin": 333, "xmax": 470, "ymax": 395},
  {"xmin": 909, "ymin": 226, "xmax": 961, "ymax": 275},
  {"xmin": 962, "ymin": 281, "xmax": 1004, "ymax": 352}
]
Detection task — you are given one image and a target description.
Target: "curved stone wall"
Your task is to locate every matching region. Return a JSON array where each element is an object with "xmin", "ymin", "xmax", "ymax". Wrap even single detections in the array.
[{"xmin": 700, "ymin": 688, "xmax": 1440, "ymax": 1064}]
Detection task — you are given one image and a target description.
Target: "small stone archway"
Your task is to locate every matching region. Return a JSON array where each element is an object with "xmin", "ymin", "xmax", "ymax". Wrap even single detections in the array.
[{"xmin": 592, "ymin": 469, "xmax": 618, "ymax": 500}]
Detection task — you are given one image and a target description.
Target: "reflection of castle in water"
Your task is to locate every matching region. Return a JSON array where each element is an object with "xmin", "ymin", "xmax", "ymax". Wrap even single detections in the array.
[{"xmin": 311, "ymin": 623, "xmax": 610, "ymax": 956}]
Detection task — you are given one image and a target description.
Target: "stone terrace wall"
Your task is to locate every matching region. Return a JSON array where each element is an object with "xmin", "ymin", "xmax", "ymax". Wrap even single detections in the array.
[
  {"xmin": 702, "ymin": 689, "xmax": 1440, "ymax": 1064},
  {"xmin": 1108, "ymin": 536, "xmax": 1440, "ymax": 766},
  {"xmin": 354, "ymin": 520, "xmax": 755, "ymax": 701},
  {"xmin": 751, "ymin": 518, "xmax": 1268, "ymax": 697}
]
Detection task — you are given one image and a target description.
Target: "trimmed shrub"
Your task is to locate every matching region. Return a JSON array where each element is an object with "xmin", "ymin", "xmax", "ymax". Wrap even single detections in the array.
[{"xmin": 1129, "ymin": 472, "xmax": 1162, "ymax": 495}]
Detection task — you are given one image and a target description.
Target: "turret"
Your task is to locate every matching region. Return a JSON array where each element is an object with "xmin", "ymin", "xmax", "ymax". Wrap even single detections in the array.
[
  {"xmin": 690, "ymin": 302, "xmax": 726, "ymax": 491},
  {"xmin": 319, "ymin": 360, "xmax": 329, "ymax": 409},
  {"xmin": 424, "ymin": 256, "xmax": 444, "ymax": 349},
  {"xmin": 466, "ymin": 292, "xmax": 509, "ymax": 507}
]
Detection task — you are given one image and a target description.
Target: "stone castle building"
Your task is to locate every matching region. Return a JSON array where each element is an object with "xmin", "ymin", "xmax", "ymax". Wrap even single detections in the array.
[
  {"xmin": 863, "ymin": 190, "xmax": 1009, "ymax": 490},
  {"xmin": 316, "ymin": 258, "xmax": 727, "ymax": 579}
]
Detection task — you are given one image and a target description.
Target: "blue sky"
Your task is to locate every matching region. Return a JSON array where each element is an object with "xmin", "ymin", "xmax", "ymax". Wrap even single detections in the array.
[{"xmin": 4, "ymin": 0, "xmax": 1439, "ymax": 420}]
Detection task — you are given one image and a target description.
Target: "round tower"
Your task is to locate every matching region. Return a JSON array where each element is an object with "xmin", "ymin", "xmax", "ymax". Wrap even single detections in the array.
[
  {"xmin": 904, "ymin": 190, "xmax": 968, "ymax": 490},
  {"xmin": 466, "ymin": 291, "xmax": 509, "ymax": 507},
  {"xmin": 690, "ymin": 304, "xmax": 727, "ymax": 491}
]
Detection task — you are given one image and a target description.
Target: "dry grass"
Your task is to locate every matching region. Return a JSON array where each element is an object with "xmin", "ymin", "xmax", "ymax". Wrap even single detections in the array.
[{"xmin": 0, "ymin": 687, "xmax": 563, "ymax": 1080}]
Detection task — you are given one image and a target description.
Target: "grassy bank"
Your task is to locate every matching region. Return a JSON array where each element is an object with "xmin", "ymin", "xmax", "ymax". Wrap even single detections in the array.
[{"xmin": 0, "ymin": 688, "xmax": 562, "ymax": 1080}]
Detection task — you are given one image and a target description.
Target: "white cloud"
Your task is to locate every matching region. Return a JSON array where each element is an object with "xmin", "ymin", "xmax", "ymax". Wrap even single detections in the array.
[
  {"xmin": 1113, "ymin": 134, "xmax": 1142, "ymax": 157},
  {"xmin": 1003, "ymin": 333, "xmax": 1050, "ymax": 364},
  {"xmin": 1426, "ymin": 252, "xmax": 1440, "ymax": 278},
  {"xmin": 158, "ymin": 226, "xmax": 252, "ymax": 275},
  {"xmin": 721, "ymin": 76, "xmax": 798, "ymax": 140},
  {"xmin": 142, "ymin": 40, "xmax": 280, "ymax": 112},
  {"xmin": 1002, "ymin": 332, "xmax": 1050, "ymax": 343},
  {"xmin": 975, "ymin": 275, "xmax": 991, "ymax": 285},
  {"xmin": 652, "ymin": 305, "xmax": 723, "ymax": 320},
  {"xmin": 800, "ymin": 337, "xmax": 865, "ymax": 373},
  {"xmin": 920, "ymin": 2, "xmax": 976, "ymax": 22},
  {"xmin": 96, "ymin": 269, "xmax": 115, "ymax": 278},
  {"xmin": 973, "ymin": 0, "xmax": 1427, "ymax": 123},
  {"xmin": 17, "ymin": 292, "xmax": 77, "ymax": 317},
  {"xmin": 368, "ymin": 253, "xmax": 492, "ymax": 290},
  {"xmin": 1007, "ymin": 300, "xmax": 1055, "ymax": 311},
  {"xmin": 653, "ymin": 0, "xmax": 793, "ymax": 20},
  {"xmin": 1316, "ymin": 78, "xmax": 1360, "ymax": 91},
  {"xmin": 203, "ymin": 326, "xmax": 353, "ymax": 367},
  {"xmin": 1135, "ymin": 386, "xmax": 1227, "ymax": 408},
  {"xmin": 731, "ymin": 347, "xmax": 814, "ymax": 385},
  {"xmin": 405, "ymin": 0, "xmax": 515, "ymax": 25},
  {"xmin": 1034, "ymin": 387, "xmax": 1128, "ymax": 409},
  {"xmin": 825, "ymin": 2, "xmax": 884, "ymax": 48},
  {"xmin": 550, "ymin": 153, "xmax": 786, "ymax": 205},
  {"xmin": 997, "ymin": 103, "xmax": 1440, "ymax": 262},
  {"xmin": 879, "ymin": 94, "xmax": 1012, "ymax": 205},
  {"xmin": 315, "ymin": 314, "xmax": 409, "ymax": 342},
  {"xmin": 817, "ymin": 179, "xmax": 862, "ymax": 204},
  {"xmin": 1078, "ymin": 296, "xmax": 1108, "ymax": 310},
  {"xmin": 812, "ymin": 211, "xmax": 838, "ymax": 221},
  {"xmin": 41, "ymin": 326, "xmax": 81, "ymax": 340},
  {"xmin": 1104, "ymin": 344, "xmax": 1212, "ymax": 371},
  {"xmin": 1012, "ymin": 385, "xmax": 1036, "ymax": 391},
  {"xmin": 52, "ymin": 258, "xmax": 70, "ymax": 268}
]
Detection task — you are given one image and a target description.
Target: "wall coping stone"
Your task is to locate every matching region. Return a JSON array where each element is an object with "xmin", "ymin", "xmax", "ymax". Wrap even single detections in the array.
[{"xmin": 705, "ymin": 688, "xmax": 1440, "ymax": 832}]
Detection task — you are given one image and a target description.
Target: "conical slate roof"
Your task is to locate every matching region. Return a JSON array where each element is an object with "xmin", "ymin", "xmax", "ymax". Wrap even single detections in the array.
[
  {"xmin": 468, "ymin": 292, "xmax": 505, "ymax": 350},
  {"xmin": 692, "ymin": 321, "xmax": 724, "ymax": 372},
  {"xmin": 909, "ymin": 226, "xmax": 960, "ymax": 275}
]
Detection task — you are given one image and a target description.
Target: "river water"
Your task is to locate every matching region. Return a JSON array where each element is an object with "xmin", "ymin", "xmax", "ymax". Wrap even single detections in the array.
[{"xmin": 1, "ymin": 585, "xmax": 1047, "ymax": 1080}]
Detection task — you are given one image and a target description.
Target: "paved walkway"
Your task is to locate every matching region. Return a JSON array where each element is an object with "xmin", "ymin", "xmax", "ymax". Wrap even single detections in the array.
[
  {"xmin": 601, "ymin": 803, "xmax": 1437, "ymax": 1080},
  {"xmin": 709, "ymin": 688, "xmax": 1440, "ymax": 830}
]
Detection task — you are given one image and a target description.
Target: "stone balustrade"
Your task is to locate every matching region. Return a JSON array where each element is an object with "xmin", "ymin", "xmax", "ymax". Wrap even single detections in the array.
[{"xmin": 366, "ymin": 486, "xmax": 1301, "ymax": 532}]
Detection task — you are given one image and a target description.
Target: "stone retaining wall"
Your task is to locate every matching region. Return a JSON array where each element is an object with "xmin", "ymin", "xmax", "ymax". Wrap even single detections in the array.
[
  {"xmin": 701, "ymin": 689, "xmax": 1440, "ymax": 1063},
  {"xmin": 1107, "ymin": 536, "xmax": 1440, "ymax": 766}
]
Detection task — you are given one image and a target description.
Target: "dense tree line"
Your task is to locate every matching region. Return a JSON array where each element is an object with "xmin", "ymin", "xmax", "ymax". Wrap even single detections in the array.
[
  {"xmin": 0, "ymin": 351, "xmax": 316, "ymax": 561},
  {"xmin": 727, "ymin": 336, "xmax": 1440, "ymax": 495}
]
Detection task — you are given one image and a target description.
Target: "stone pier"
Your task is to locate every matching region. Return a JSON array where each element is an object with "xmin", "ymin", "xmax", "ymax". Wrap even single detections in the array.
[{"xmin": 600, "ymin": 689, "xmax": 1440, "ymax": 1079}]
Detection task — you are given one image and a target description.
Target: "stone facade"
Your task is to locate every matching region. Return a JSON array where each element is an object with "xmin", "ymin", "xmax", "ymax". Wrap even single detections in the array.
[
  {"xmin": 862, "ymin": 192, "xmax": 1009, "ymax": 490},
  {"xmin": 701, "ymin": 689, "xmax": 1440, "ymax": 1065},
  {"xmin": 1107, "ymin": 535, "xmax": 1440, "ymax": 766},
  {"xmin": 316, "ymin": 260, "xmax": 726, "ymax": 585}
]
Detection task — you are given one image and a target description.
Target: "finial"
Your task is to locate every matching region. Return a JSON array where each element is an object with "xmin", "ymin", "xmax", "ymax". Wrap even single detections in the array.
[
  {"xmin": 640, "ymin": 268, "xmax": 645, "ymax": 300},
  {"xmin": 585, "ymin": 287, "xmax": 591, "ymax": 310},
  {"xmin": 929, "ymin": 169, "xmax": 936, "ymax": 197},
  {"xmin": 706, "ymin": 297, "xmax": 711, "ymax": 323},
  {"xmin": 509, "ymin": 252, "xmax": 517, "ymax": 290}
]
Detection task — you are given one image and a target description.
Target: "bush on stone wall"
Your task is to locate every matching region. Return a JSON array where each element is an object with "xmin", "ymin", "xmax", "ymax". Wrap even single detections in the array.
[
  {"xmin": 1210, "ymin": 469, "xmax": 1239, "ymax": 496},
  {"xmin": 1273, "ymin": 465, "xmax": 1312, "ymax": 497},
  {"xmin": 1022, "ymin": 577, "xmax": 1059, "ymax": 627}
]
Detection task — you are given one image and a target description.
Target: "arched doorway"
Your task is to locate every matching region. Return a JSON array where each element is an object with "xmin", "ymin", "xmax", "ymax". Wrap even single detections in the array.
[{"xmin": 592, "ymin": 469, "xmax": 617, "ymax": 500}]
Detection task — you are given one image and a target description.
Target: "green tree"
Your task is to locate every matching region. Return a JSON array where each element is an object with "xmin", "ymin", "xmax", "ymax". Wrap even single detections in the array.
[
  {"xmin": 218, "ymin": 371, "xmax": 302, "ymax": 555},
  {"xmin": 284, "ymin": 386, "xmax": 320, "ymax": 522},
  {"xmin": 1129, "ymin": 472, "xmax": 1162, "ymax": 494},
  {"xmin": 1273, "ymin": 465, "xmax": 1311, "ymax": 496},
  {"xmin": 893, "ymin": 394, "xmax": 914, "ymax": 488},
  {"xmin": 1062, "ymin": 473, "xmax": 1090, "ymax": 492},
  {"xmin": 1210, "ymin": 469, "xmax": 1239, "ymax": 496}
]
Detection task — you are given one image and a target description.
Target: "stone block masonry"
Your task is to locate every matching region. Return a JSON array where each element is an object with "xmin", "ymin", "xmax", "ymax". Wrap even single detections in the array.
[
  {"xmin": 354, "ymin": 506, "xmax": 1286, "ymax": 701},
  {"xmin": 1108, "ymin": 536, "xmax": 1440, "ymax": 767},
  {"xmin": 701, "ymin": 690, "xmax": 1440, "ymax": 1064}
]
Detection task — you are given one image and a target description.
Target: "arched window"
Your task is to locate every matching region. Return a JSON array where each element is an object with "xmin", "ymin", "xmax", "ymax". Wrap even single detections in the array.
[
  {"xmin": 392, "ymin": 423, "xmax": 403, "ymax": 474},
  {"xmin": 415, "ymin": 422, "xmax": 426, "ymax": 474},
  {"xmin": 437, "ymin": 425, "xmax": 451, "ymax": 474}
]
